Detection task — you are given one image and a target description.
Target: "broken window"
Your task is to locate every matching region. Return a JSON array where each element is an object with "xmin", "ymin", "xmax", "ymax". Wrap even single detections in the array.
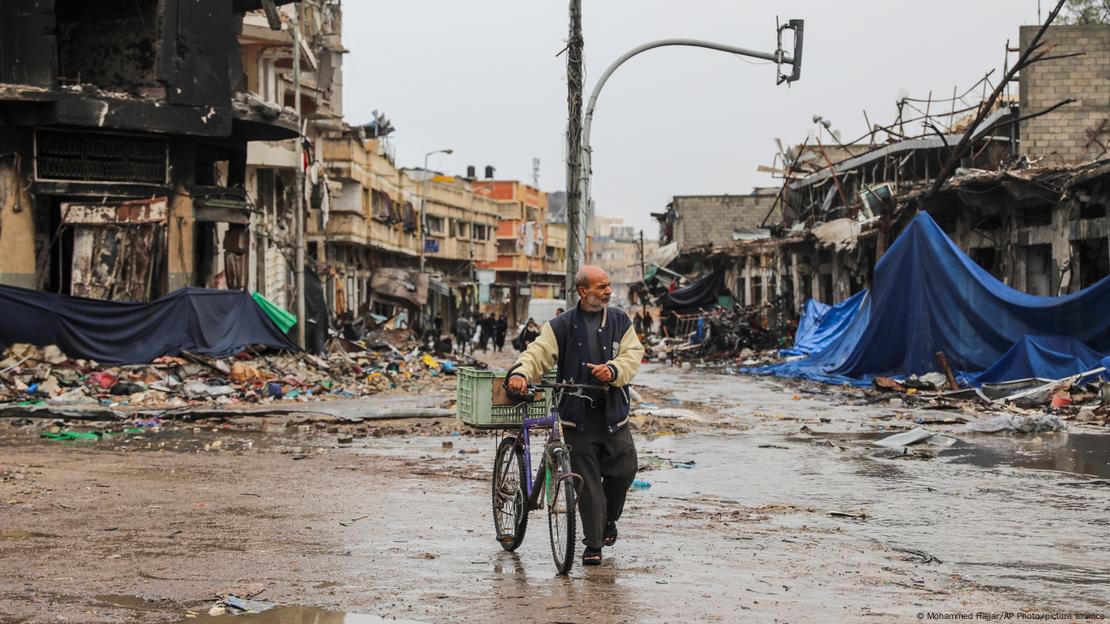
[
  {"xmin": 973, "ymin": 214, "xmax": 1003, "ymax": 232},
  {"xmin": 970, "ymin": 247, "xmax": 1002, "ymax": 280},
  {"xmin": 1075, "ymin": 238, "xmax": 1110, "ymax": 290},
  {"xmin": 1020, "ymin": 205, "xmax": 1052, "ymax": 228},
  {"xmin": 1079, "ymin": 202, "xmax": 1107, "ymax": 220},
  {"xmin": 1024, "ymin": 244, "xmax": 1053, "ymax": 296},
  {"xmin": 35, "ymin": 129, "xmax": 167, "ymax": 184},
  {"xmin": 426, "ymin": 216, "xmax": 445, "ymax": 236},
  {"xmin": 55, "ymin": 0, "xmax": 160, "ymax": 95}
]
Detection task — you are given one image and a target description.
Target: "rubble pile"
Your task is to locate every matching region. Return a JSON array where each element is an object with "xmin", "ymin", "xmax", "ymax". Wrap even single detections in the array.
[
  {"xmin": 865, "ymin": 373, "xmax": 1110, "ymax": 428},
  {"xmin": 0, "ymin": 331, "xmax": 474, "ymax": 413},
  {"xmin": 647, "ymin": 305, "xmax": 793, "ymax": 367}
]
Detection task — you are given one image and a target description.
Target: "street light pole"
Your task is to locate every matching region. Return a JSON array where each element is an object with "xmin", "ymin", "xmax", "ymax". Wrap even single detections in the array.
[
  {"xmin": 292, "ymin": 8, "xmax": 306, "ymax": 350},
  {"xmin": 572, "ymin": 24, "xmax": 805, "ymax": 297},
  {"xmin": 419, "ymin": 148, "xmax": 453, "ymax": 273}
]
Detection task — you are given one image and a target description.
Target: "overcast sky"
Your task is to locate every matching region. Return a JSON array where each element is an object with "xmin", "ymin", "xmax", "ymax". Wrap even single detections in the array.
[{"xmin": 342, "ymin": 1, "xmax": 1043, "ymax": 234}]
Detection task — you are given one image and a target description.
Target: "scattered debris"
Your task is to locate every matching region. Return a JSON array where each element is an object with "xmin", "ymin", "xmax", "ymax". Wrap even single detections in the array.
[
  {"xmin": 892, "ymin": 547, "xmax": 942, "ymax": 565},
  {"xmin": 208, "ymin": 594, "xmax": 276, "ymax": 616},
  {"xmin": 0, "ymin": 337, "xmax": 475, "ymax": 417},
  {"xmin": 874, "ymin": 428, "xmax": 957, "ymax": 448},
  {"xmin": 967, "ymin": 414, "xmax": 1066, "ymax": 434},
  {"xmin": 828, "ymin": 510, "xmax": 868, "ymax": 521}
]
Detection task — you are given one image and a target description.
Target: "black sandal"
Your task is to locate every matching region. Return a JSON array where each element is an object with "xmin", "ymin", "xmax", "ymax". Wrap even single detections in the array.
[
  {"xmin": 582, "ymin": 547, "xmax": 603, "ymax": 565},
  {"xmin": 603, "ymin": 521, "xmax": 618, "ymax": 547}
]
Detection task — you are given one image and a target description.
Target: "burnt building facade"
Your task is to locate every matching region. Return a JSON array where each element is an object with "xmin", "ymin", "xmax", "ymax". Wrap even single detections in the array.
[{"xmin": 0, "ymin": 0, "xmax": 298, "ymax": 301}]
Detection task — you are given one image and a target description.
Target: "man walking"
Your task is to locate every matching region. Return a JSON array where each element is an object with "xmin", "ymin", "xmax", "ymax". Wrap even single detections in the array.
[
  {"xmin": 479, "ymin": 314, "xmax": 495, "ymax": 352},
  {"xmin": 453, "ymin": 315, "xmax": 472, "ymax": 356},
  {"xmin": 508, "ymin": 266, "xmax": 643, "ymax": 566},
  {"xmin": 494, "ymin": 314, "xmax": 508, "ymax": 352}
]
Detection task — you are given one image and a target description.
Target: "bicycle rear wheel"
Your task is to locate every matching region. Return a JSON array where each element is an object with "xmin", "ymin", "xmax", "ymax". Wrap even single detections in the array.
[
  {"xmin": 492, "ymin": 436, "xmax": 528, "ymax": 551},
  {"xmin": 547, "ymin": 448, "xmax": 577, "ymax": 575}
]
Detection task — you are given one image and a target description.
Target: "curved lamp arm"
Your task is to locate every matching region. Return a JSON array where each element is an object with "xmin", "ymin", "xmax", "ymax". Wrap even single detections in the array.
[{"xmin": 575, "ymin": 24, "xmax": 804, "ymax": 266}]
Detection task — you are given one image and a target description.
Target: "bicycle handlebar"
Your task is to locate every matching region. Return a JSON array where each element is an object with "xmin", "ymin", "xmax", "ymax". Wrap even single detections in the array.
[
  {"xmin": 531, "ymin": 382, "xmax": 608, "ymax": 392},
  {"xmin": 502, "ymin": 363, "xmax": 608, "ymax": 403}
]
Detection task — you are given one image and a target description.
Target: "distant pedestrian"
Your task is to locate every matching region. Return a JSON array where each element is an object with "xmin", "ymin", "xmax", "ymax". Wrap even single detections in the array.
[
  {"xmin": 479, "ymin": 314, "xmax": 495, "ymax": 351},
  {"xmin": 454, "ymin": 315, "xmax": 473, "ymax": 355},
  {"xmin": 633, "ymin": 312, "xmax": 644, "ymax": 335},
  {"xmin": 642, "ymin": 311, "xmax": 653, "ymax": 336},
  {"xmin": 514, "ymin": 317, "xmax": 540, "ymax": 351},
  {"xmin": 494, "ymin": 314, "xmax": 508, "ymax": 352}
]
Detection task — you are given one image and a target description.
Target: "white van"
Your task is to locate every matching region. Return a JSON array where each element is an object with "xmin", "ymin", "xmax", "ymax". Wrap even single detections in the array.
[{"xmin": 527, "ymin": 298, "xmax": 566, "ymax": 325}]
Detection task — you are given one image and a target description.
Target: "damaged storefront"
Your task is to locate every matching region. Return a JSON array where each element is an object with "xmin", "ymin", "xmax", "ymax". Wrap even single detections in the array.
[{"xmin": 0, "ymin": 0, "xmax": 299, "ymax": 302}]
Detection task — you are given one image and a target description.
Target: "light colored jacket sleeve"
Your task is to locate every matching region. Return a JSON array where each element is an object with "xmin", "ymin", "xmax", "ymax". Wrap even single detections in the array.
[
  {"xmin": 606, "ymin": 325, "xmax": 644, "ymax": 387},
  {"xmin": 512, "ymin": 323, "xmax": 559, "ymax": 382}
]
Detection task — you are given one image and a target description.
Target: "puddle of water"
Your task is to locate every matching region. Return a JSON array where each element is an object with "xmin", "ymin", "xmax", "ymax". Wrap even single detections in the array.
[
  {"xmin": 96, "ymin": 594, "xmax": 158, "ymax": 610},
  {"xmin": 805, "ymin": 430, "xmax": 1110, "ymax": 479},
  {"xmin": 941, "ymin": 433, "xmax": 1110, "ymax": 479},
  {"xmin": 182, "ymin": 605, "xmax": 428, "ymax": 623},
  {"xmin": 639, "ymin": 433, "xmax": 1110, "ymax": 612}
]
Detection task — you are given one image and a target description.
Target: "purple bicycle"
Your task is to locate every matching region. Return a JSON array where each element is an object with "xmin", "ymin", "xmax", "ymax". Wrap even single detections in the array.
[{"xmin": 492, "ymin": 367, "xmax": 605, "ymax": 575}]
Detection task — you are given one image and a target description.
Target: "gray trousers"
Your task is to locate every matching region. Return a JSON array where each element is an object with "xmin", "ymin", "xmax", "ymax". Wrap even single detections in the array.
[{"xmin": 563, "ymin": 412, "xmax": 638, "ymax": 549}]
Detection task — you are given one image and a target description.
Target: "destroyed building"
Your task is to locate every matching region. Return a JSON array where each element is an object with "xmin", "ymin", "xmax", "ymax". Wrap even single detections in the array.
[
  {"xmin": 654, "ymin": 24, "xmax": 1110, "ymax": 320},
  {"xmin": 0, "ymin": 0, "xmax": 299, "ymax": 302}
]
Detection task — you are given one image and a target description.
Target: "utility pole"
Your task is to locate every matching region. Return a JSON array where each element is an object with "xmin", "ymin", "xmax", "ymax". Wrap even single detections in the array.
[
  {"xmin": 639, "ymin": 229, "xmax": 646, "ymax": 318},
  {"xmin": 419, "ymin": 149, "xmax": 453, "ymax": 274},
  {"xmin": 564, "ymin": 0, "xmax": 584, "ymax": 306},
  {"xmin": 292, "ymin": 8, "xmax": 306, "ymax": 349},
  {"xmin": 639, "ymin": 229, "xmax": 645, "ymax": 279}
]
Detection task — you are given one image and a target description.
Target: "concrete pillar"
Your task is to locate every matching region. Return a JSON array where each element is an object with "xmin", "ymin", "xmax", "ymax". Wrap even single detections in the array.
[
  {"xmin": 810, "ymin": 254, "xmax": 821, "ymax": 303},
  {"xmin": 775, "ymin": 251, "xmax": 786, "ymax": 301},
  {"xmin": 761, "ymin": 257, "xmax": 772, "ymax": 305},
  {"xmin": 790, "ymin": 252, "xmax": 803, "ymax": 314},
  {"xmin": 830, "ymin": 250, "xmax": 843, "ymax": 303},
  {"xmin": 744, "ymin": 255, "xmax": 754, "ymax": 305},
  {"xmin": 0, "ymin": 159, "xmax": 37, "ymax": 289},
  {"xmin": 1051, "ymin": 200, "xmax": 1071, "ymax": 295},
  {"xmin": 167, "ymin": 184, "xmax": 194, "ymax": 291}
]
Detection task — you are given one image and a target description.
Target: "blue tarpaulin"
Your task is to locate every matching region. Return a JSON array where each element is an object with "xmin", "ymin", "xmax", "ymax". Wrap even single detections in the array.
[
  {"xmin": 973, "ymin": 335, "xmax": 1110, "ymax": 384},
  {"xmin": 0, "ymin": 285, "xmax": 298, "ymax": 365},
  {"xmin": 753, "ymin": 212, "xmax": 1110, "ymax": 385},
  {"xmin": 780, "ymin": 290, "xmax": 867, "ymax": 357}
]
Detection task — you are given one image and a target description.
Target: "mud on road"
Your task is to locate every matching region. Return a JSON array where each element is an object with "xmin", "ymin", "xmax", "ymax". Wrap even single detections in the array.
[{"xmin": 1, "ymin": 364, "xmax": 1108, "ymax": 623}]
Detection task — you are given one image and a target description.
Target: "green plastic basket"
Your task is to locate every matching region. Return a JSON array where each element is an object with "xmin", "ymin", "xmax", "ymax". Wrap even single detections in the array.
[{"xmin": 455, "ymin": 367, "xmax": 553, "ymax": 429}]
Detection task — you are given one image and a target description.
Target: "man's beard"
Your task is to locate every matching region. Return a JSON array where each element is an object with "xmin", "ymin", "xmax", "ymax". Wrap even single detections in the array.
[{"xmin": 581, "ymin": 294, "xmax": 608, "ymax": 312}]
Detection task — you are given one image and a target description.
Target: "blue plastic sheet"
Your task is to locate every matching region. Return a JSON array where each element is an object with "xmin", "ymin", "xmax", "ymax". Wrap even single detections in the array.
[
  {"xmin": 0, "ymin": 285, "xmax": 297, "ymax": 364},
  {"xmin": 973, "ymin": 335, "xmax": 1108, "ymax": 384},
  {"xmin": 781, "ymin": 290, "xmax": 867, "ymax": 357},
  {"xmin": 752, "ymin": 212, "xmax": 1110, "ymax": 385}
]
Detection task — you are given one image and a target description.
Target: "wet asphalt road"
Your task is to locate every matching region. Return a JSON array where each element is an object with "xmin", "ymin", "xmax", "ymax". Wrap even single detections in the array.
[{"xmin": 1, "ymin": 364, "xmax": 1107, "ymax": 623}]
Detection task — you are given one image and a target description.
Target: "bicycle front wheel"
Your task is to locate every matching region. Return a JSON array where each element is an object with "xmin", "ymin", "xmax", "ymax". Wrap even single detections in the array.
[
  {"xmin": 492, "ymin": 436, "xmax": 528, "ymax": 551},
  {"xmin": 547, "ymin": 448, "xmax": 577, "ymax": 575}
]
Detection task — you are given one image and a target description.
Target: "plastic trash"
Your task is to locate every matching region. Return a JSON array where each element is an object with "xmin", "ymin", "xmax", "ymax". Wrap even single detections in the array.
[
  {"xmin": 110, "ymin": 382, "xmax": 145, "ymax": 395},
  {"xmin": 874, "ymin": 427, "xmax": 957, "ymax": 448},
  {"xmin": 630, "ymin": 479, "xmax": 652, "ymax": 491},
  {"xmin": 183, "ymin": 381, "xmax": 236, "ymax": 399},
  {"xmin": 967, "ymin": 414, "xmax": 1066, "ymax": 434}
]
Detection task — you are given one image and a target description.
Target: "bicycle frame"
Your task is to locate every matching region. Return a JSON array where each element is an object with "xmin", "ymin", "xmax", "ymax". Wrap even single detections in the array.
[{"xmin": 514, "ymin": 406, "xmax": 566, "ymax": 511}]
